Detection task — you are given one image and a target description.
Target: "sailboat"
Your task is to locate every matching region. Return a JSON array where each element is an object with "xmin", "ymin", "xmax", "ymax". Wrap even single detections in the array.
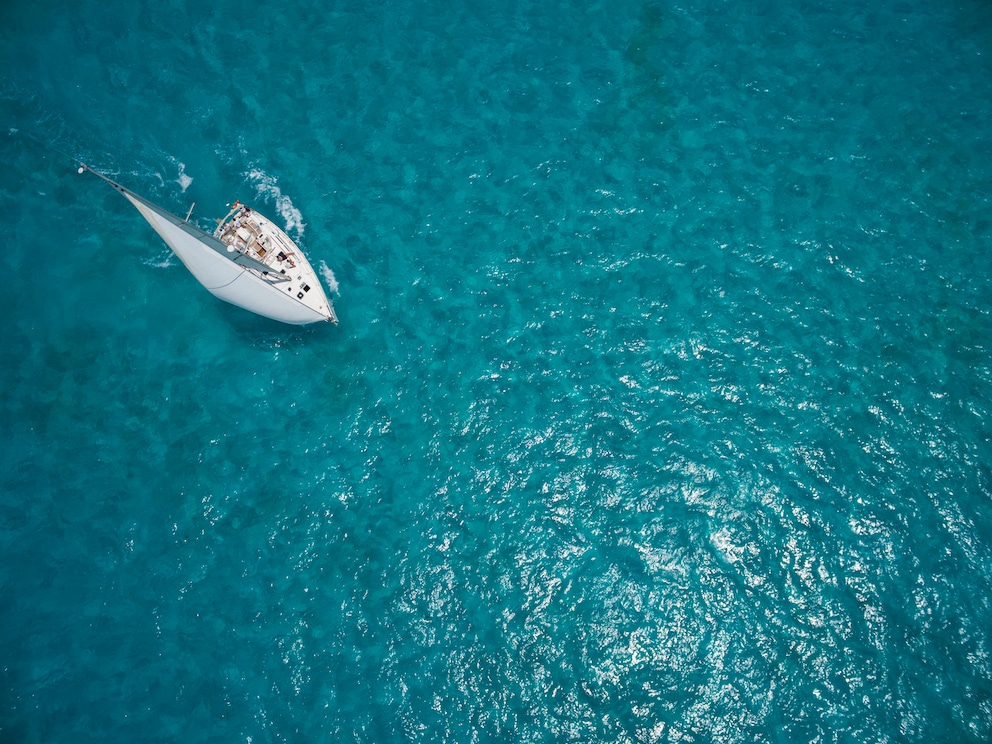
[{"xmin": 79, "ymin": 164, "xmax": 337, "ymax": 325}]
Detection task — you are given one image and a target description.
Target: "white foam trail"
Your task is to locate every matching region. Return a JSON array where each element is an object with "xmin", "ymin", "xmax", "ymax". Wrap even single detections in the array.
[
  {"xmin": 159, "ymin": 153, "xmax": 193, "ymax": 193},
  {"xmin": 318, "ymin": 260, "xmax": 339, "ymax": 295},
  {"xmin": 141, "ymin": 251, "xmax": 175, "ymax": 269},
  {"xmin": 176, "ymin": 161, "xmax": 192, "ymax": 193},
  {"xmin": 246, "ymin": 168, "xmax": 305, "ymax": 239}
]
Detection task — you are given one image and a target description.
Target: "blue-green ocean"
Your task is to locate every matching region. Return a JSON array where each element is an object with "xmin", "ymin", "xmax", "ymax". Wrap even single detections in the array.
[{"xmin": 2, "ymin": 0, "xmax": 992, "ymax": 741}]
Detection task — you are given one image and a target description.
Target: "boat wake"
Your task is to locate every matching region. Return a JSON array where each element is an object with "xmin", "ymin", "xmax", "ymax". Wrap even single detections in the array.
[
  {"xmin": 141, "ymin": 250, "xmax": 176, "ymax": 269},
  {"xmin": 318, "ymin": 261, "xmax": 339, "ymax": 295},
  {"xmin": 175, "ymin": 161, "xmax": 193, "ymax": 193},
  {"xmin": 152, "ymin": 152, "xmax": 193, "ymax": 193},
  {"xmin": 246, "ymin": 168, "xmax": 305, "ymax": 240}
]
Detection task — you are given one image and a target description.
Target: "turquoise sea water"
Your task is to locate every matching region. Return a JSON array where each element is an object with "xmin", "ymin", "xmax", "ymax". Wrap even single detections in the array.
[{"xmin": 2, "ymin": 0, "xmax": 992, "ymax": 740}]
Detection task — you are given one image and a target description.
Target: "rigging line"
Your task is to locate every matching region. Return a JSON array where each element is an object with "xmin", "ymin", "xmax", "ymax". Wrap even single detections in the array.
[
  {"xmin": 16, "ymin": 130, "xmax": 84, "ymax": 170},
  {"xmin": 208, "ymin": 268, "xmax": 249, "ymax": 291}
]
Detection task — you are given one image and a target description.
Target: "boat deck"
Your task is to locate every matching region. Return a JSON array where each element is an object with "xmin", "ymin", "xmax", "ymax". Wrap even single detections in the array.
[
  {"xmin": 214, "ymin": 202, "xmax": 336, "ymax": 323},
  {"xmin": 216, "ymin": 203, "xmax": 300, "ymax": 274}
]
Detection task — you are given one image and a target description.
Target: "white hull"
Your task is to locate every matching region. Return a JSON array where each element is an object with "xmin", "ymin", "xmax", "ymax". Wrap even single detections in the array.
[{"xmin": 83, "ymin": 165, "xmax": 336, "ymax": 325}]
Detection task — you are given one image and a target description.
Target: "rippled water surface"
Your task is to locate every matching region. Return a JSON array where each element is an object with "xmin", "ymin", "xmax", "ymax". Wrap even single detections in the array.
[{"xmin": 2, "ymin": 0, "xmax": 991, "ymax": 741}]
